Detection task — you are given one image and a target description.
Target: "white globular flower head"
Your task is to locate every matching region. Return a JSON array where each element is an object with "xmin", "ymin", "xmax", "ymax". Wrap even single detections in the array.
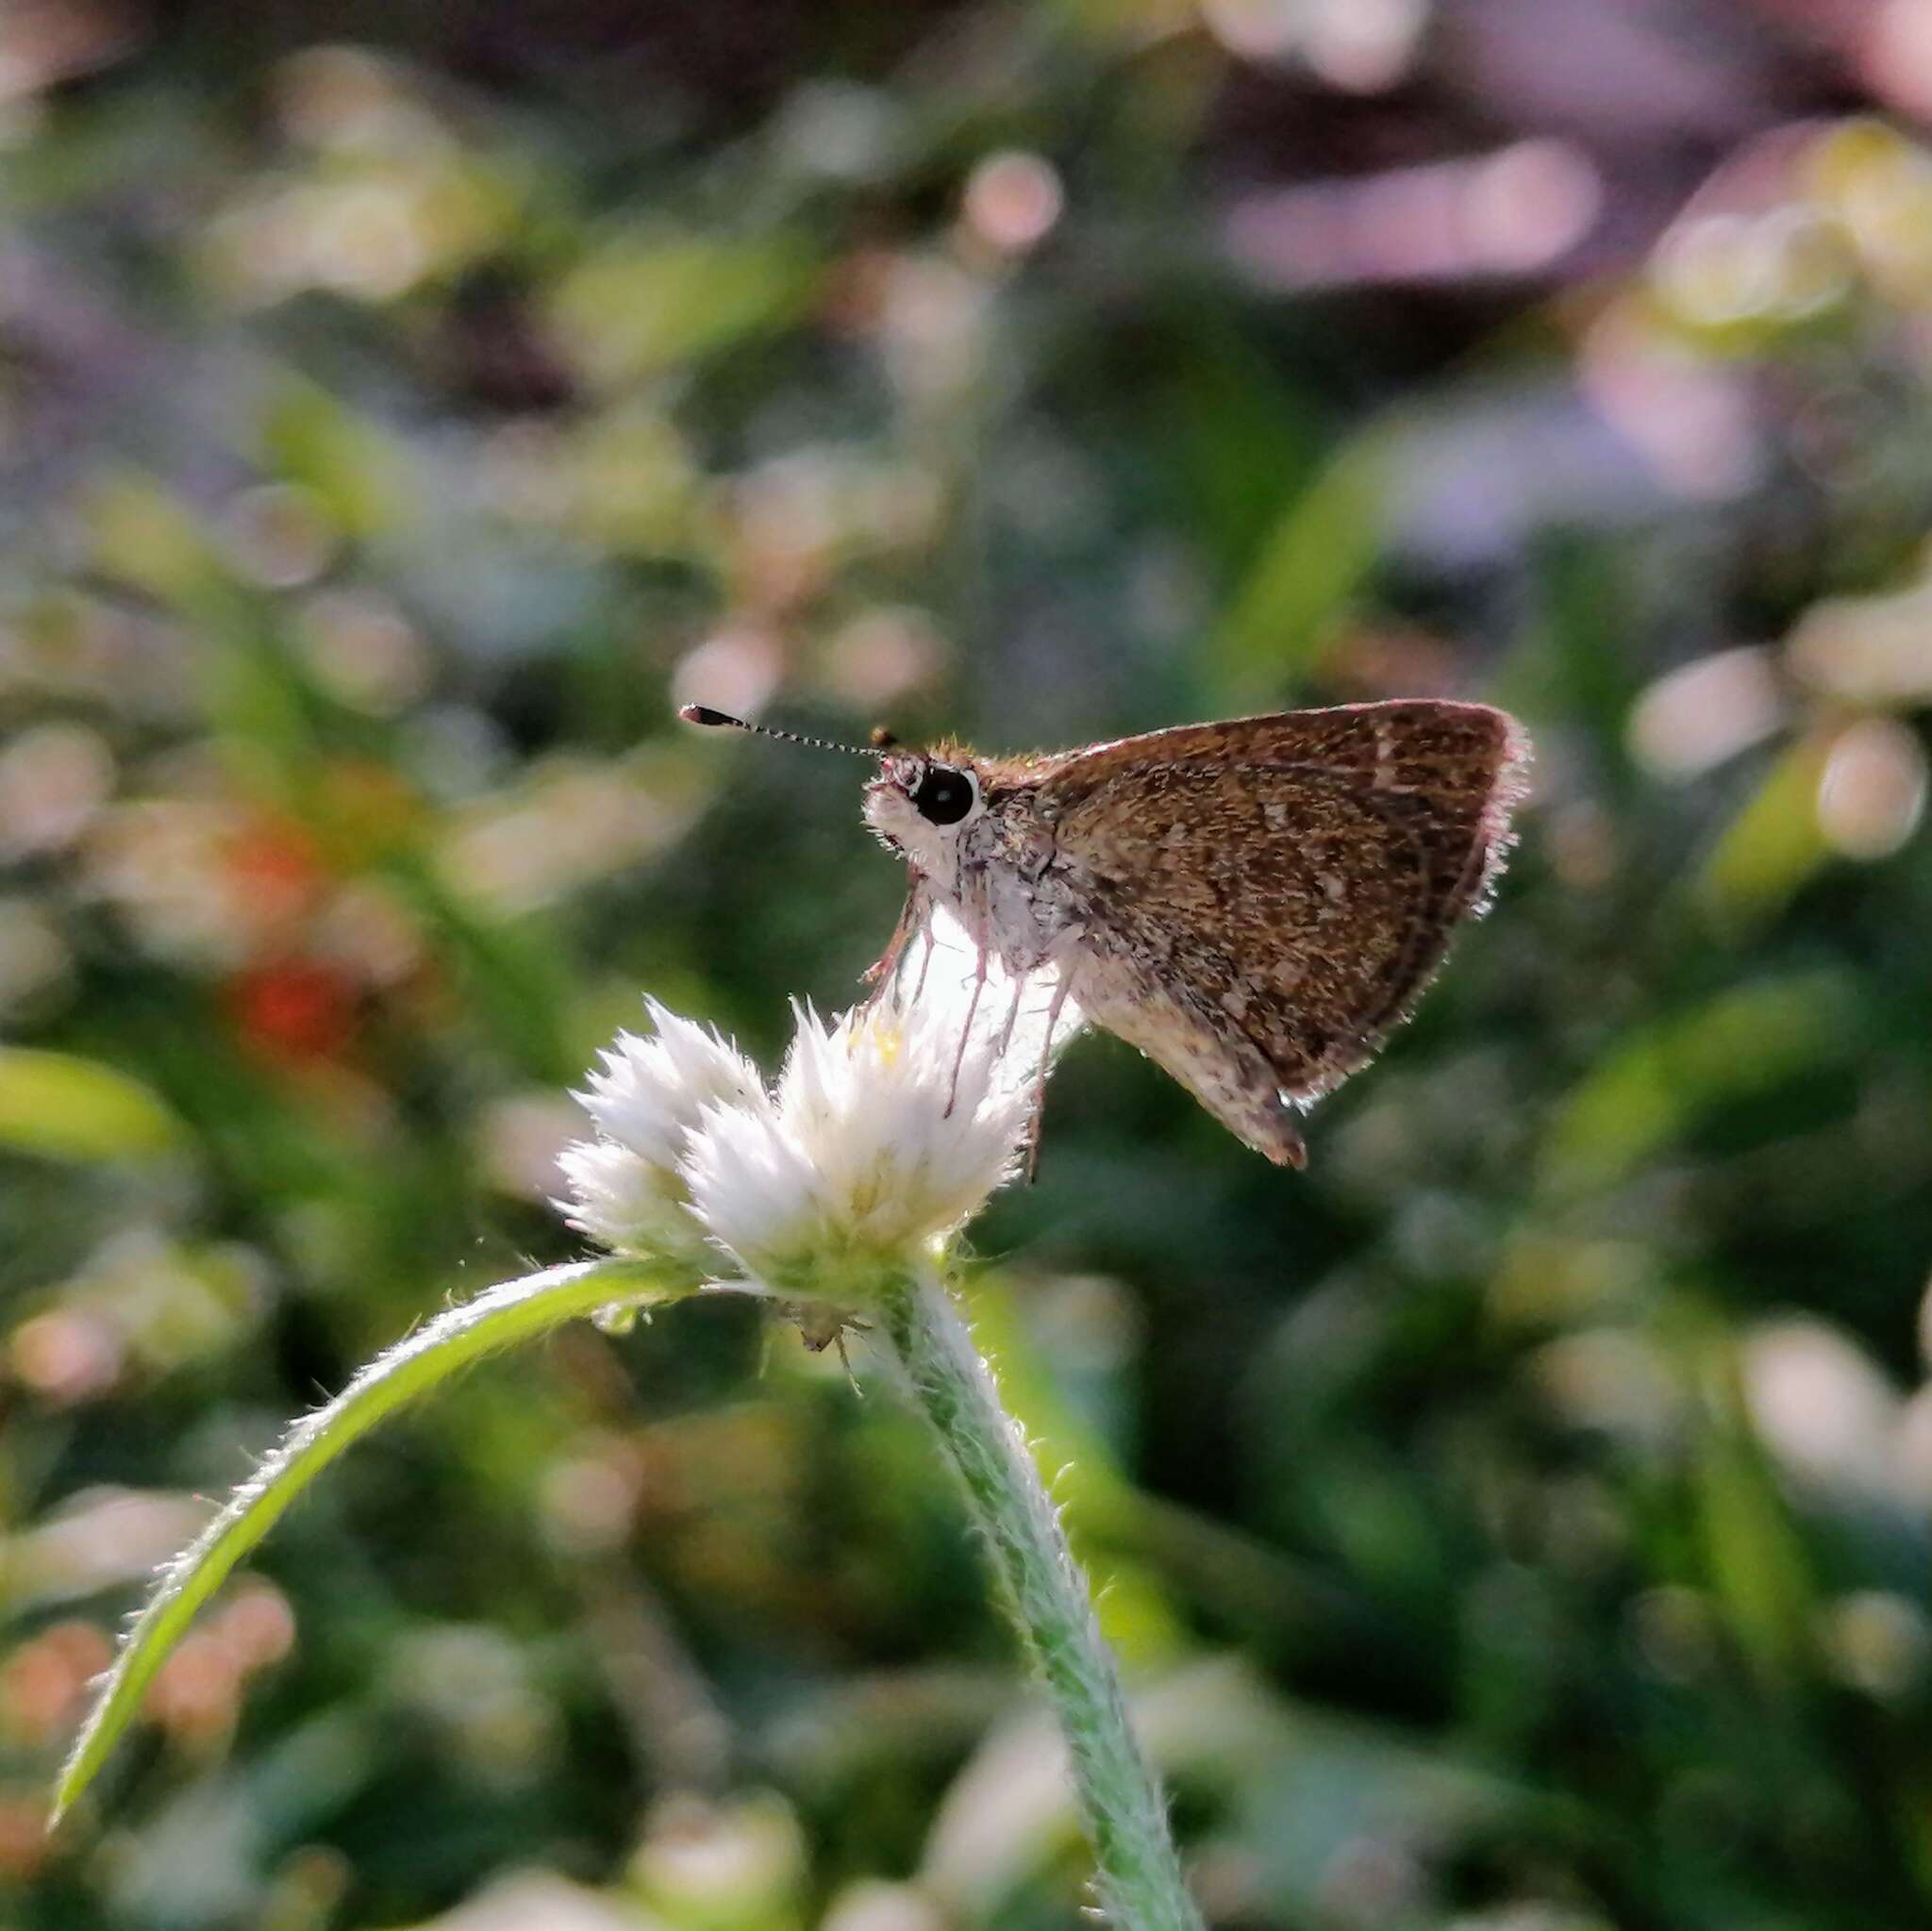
[
  {"xmin": 558, "ymin": 997, "xmax": 763, "ymax": 1263},
  {"xmin": 556, "ymin": 915, "xmax": 1081, "ymax": 1305},
  {"xmin": 578, "ymin": 998, "xmax": 765, "ymax": 1168},
  {"xmin": 683, "ymin": 907, "xmax": 1081, "ymax": 1298}
]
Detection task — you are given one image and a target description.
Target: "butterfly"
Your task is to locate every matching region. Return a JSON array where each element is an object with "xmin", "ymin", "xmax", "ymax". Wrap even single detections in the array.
[{"xmin": 683, "ymin": 701, "xmax": 1529, "ymax": 1168}]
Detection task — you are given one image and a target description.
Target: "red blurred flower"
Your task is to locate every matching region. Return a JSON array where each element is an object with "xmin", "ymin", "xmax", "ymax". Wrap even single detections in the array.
[{"xmin": 225, "ymin": 957, "xmax": 361, "ymax": 1063}]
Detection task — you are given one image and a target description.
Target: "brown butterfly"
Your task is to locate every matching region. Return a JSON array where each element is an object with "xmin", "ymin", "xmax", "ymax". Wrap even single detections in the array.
[{"xmin": 682, "ymin": 702, "xmax": 1529, "ymax": 1168}]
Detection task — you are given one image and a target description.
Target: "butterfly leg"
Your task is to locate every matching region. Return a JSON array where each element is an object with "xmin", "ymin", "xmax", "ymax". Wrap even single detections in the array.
[
  {"xmin": 942, "ymin": 945, "xmax": 990, "ymax": 1119},
  {"xmin": 1024, "ymin": 970, "xmax": 1074, "ymax": 1183},
  {"xmin": 993, "ymin": 974, "xmax": 1025, "ymax": 1065},
  {"xmin": 911, "ymin": 921, "xmax": 938, "ymax": 1005},
  {"xmin": 863, "ymin": 872, "xmax": 924, "ymax": 1007}
]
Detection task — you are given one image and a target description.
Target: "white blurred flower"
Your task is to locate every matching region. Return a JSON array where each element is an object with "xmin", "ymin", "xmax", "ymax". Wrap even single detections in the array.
[
  {"xmin": 558, "ymin": 997, "xmax": 762, "ymax": 1261},
  {"xmin": 558, "ymin": 911, "xmax": 1080, "ymax": 1305}
]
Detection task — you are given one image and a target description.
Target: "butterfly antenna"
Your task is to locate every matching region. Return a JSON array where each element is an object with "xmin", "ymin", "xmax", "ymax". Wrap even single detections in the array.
[{"xmin": 677, "ymin": 705, "xmax": 882, "ymax": 758}]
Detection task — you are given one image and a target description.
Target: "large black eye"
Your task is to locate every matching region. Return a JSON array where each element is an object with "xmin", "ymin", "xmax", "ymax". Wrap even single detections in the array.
[{"xmin": 911, "ymin": 764, "xmax": 977, "ymax": 825}]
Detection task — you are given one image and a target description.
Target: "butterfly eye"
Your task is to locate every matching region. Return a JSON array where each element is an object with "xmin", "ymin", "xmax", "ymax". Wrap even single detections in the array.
[{"xmin": 910, "ymin": 764, "xmax": 978, "ymax": 826}]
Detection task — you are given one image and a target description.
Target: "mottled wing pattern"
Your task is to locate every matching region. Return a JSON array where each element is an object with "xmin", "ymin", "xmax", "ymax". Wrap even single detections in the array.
[{"xmin": 1039, "ymin": 703, "xmax": 1527, "ymax": 1165}]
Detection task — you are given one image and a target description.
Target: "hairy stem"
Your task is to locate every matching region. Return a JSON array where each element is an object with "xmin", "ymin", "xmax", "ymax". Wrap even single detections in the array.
[
  {"xmin": 878, "ymin": 1268, "xmax": 1202, "ymax": 1931},
  {"xmin": 53, "ymin": 1257, "xmax": 687, "ymax": 1827}
]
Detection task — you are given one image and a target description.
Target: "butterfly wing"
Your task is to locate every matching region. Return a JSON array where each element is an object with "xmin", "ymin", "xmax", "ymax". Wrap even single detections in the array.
[{"xmin": 1040, "ymin": 702, "xmax": 1527, "ymax": 1165}]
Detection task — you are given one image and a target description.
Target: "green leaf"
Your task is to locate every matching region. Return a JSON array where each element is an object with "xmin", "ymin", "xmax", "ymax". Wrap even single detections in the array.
[
  {"xmin": 82, "ymin": 471, "xmax": 223, "ymax": 607},
  {"xmin": 1694, "ymin": 1339, "xmax": 1818, "ymax": 1683},
  {"xmin": 1208, "ymin": 432, "xmax": 1388, "ymax": 702},
  {"xmin": 1537, "ymin": 971, "xmax": 1857, "ymax": 1197},
  {"xmin": 0, "ymin": 1048, "xmax": 183, "ymax": 1162},
  {"xmin": 546, "ymin": 227, "xmax": 818, "ymax": 388},
  {"xmin": 51, "ymin": 1257, "xmax": 692, "ymax": 1828},
  {"xmin": 383, "ymin": 851, "xmax": 580, "ymax": 1082},
  {"xmin": 258, "ymin": 379, "xmax": 415, "ymax": 541},
  {"xmin": 1158, "ymin": 315, "xmax": 1322, "ymax": 577},
  {"xmin": 1693, "ymin": 739, "xmax": 1833, "ymax": 933}
]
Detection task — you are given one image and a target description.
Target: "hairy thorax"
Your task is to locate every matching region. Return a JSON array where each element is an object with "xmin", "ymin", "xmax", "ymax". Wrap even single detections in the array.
[
  {"xmin": 866, "ymin": 774, "xmax": 1087, "ymax": 975},
  {"xmin": 965, "ymin": 792, "xmax": 1086, "ymax": 974}
]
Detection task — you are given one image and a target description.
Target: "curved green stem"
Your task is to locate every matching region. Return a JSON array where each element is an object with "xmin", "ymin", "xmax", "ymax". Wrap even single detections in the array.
[
  {"xmin": 53, "ymin": 1257, "xmax": 689, "ymax": 1827},
  {"xmin": 878, "ymin": 1267, "xmax": 1203, "ymax": 1931}
]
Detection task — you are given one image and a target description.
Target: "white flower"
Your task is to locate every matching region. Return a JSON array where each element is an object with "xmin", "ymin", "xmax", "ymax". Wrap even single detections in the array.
[
  {"xmin": 558, "ymin": 998, "xmax": 762, "ymax": 1262},
  {"xmin": 558, "ymin": 914, "xmax": 1081, "ymax": 1303},
  {"xmin": 578, "ymin": 997, "xmax": 764, "ymax": 1168},
  {"xmin": 681, "ymin": 908, "xmax": 1080, "ymax": 1293}
]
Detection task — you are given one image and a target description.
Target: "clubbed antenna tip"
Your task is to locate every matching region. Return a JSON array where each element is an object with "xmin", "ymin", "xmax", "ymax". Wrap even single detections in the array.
[{"xmin": 676, "ymin": 705, "xmax": 882, "ymax": 758}]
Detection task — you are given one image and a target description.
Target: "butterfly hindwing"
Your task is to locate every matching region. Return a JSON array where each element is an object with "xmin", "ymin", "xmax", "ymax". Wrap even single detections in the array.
[{"xmin": 1037, "ymin": 703, "xmax": 1526, "ymax": 1162}]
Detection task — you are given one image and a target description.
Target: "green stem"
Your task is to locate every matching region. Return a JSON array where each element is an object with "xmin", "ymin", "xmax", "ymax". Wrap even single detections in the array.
[
  {"xmin": 52, "ymin": 1256, "xmax": 688, "ymax": 1827},
  {"xmin": 878, "ymin": 1268, "xmax": 1203, "ymax": 1931}
]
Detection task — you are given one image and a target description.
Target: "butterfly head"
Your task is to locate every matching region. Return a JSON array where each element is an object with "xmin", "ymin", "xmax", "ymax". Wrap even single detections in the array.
[
  {"xmin": 675, "ymin": 704, "xmax": 991, "ymax": 891},
  {"xmin": 864, "ymin": 746, "xmax": 988, "ymax": 888}
]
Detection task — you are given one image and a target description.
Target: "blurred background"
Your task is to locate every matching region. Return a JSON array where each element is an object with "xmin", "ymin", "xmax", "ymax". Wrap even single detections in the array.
[{"xmin": 4, "ymin": 1, "xmax": 1932, "ymax": 1925}]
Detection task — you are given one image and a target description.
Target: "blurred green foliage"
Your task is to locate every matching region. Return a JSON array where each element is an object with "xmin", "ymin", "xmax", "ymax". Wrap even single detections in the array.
[{"xmin": 4, "ymin": 3, "xmax": 1932, "ymax": 1927}]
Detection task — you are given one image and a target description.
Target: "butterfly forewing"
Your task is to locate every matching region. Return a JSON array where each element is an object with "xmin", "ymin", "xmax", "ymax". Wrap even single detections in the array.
[{"xmin": 1039, "ymin": 703, "xmax": 1526, "ymax": 1165}]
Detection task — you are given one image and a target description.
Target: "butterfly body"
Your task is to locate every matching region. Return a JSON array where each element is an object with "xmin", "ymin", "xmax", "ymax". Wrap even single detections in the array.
[{"xmin": 862, "ymin": 702, "xmax": 1528, "ymax": 1167}]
